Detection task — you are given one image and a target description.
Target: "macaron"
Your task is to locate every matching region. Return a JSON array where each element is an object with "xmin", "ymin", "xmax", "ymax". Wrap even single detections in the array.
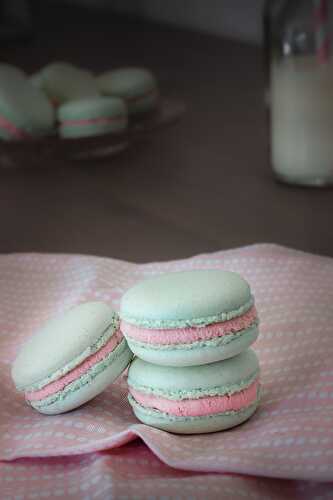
[
  {"xmin": 128, "ymin": 349, "xmax": 260, "ymax": 434},
  {"xmin": 11, "ymin": 302, "xmax": 132, "ymax": 415},
  {"xmin": 58, "ymin": 96, "xmax": 128, "ymax": 139},
  {"xmin": 30, "ymin": 61, "xmax": 99, "ymax": 106},
  {"xmin": 0, "ymin": 64, "xmax": 55, "ymax": 140},
  {"xmin": 97, "ymin": 67, "xmax": 159, "ymax": 115},
  {"xmin": 120, "ymin": 270, "xmax": 259, "ymax": 367},
  {"xmin": 0, "ymin": 63, "xmax": 27, "ymax": 80}
]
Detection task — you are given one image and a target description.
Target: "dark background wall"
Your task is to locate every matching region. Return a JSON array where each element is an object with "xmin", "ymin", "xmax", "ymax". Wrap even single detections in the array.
[{"xmin": 63, "ymin": 0, "xmax": 265, "ymax": 43}]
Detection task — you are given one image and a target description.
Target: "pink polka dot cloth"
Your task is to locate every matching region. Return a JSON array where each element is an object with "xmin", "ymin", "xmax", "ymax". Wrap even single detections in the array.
[{"xmin": 1, "ymin": 244, "xmax": 332, "ymax": 499}]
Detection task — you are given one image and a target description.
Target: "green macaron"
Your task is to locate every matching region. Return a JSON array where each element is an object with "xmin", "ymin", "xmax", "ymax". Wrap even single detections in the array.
[
  {"xmin": 128, "ymin": 349, "xmax": 261, "ymax": 434},
  {"xmin": 11, "ymin": 302, "xmax": 133, "ymax": 415},
  {"xmin": 30, "ymin": 61, "xmax": 99, "ymax": 106},
  {"xmin": 120, "ymin": 270, "xmax": 259, "ymax": 367},
  {"xmin": 0, "ymin": 63, "xmax": 55, "ymax": 140},
  {"xmin": 57, "ymin": 96, "xmax": 128, "ymax": 139},
  {"xmin": 97, "ymin": 67, "xmax": 159, "ymax": 115}
]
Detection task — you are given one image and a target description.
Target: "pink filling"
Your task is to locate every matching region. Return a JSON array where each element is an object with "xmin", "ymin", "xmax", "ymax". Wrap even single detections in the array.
[
  {"xmin": 62, "ymin": 115, "xmax": 125, "ymax": 127},
  {"xmin": 130, "ymin": 379, "xmax": 259, "ymax": 417},
  {"xmin": 26, "ymin": 330, "xmax": 123, "ymax": 402},
  {"xmin": 121, "ymin": 307, "xmax": 257, "ymax": 346},
  {"xmin": 0, "ymin": 115, "xmax": 31, "ymax": 140}
]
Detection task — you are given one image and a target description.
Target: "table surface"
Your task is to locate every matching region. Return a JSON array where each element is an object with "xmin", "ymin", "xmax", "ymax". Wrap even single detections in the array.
[{"xmin": 1, "ymin": 2, "xmax": 332, "ymax": 262}]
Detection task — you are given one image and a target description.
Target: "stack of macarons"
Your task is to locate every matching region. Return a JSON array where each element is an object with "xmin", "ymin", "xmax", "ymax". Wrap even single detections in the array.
[
  {"xmin": 0, "ymin": 62, "xmax": 159, "ymax": 141},
  {"xmin": 11, "ymin": 269, "xmax": 261, "ymax": 435},
  {"xmin": 120, "ymin": 270, "xmax": 261, "ymax": 434},
  {"xmin": 97, "ymin": 67, "xmax": 159, "ymax": 117}
]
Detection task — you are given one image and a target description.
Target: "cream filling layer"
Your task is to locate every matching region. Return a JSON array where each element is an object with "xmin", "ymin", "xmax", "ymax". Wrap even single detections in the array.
[
  {"xmin": 129, "ymin": 378, "xmax": 260, "ymax": 417},
  {"xmin": 0, "ymin": 115, "xmax": 31, "ymax": 139},
  {"xmin": 28, "ymin": 338, "xmax": 129, "ymax": 409},
  {"xmin": 20, "ymin": 315, "xmax": 121, "ymax": 393},
  {"xmin": 26, "ymin": 330, "xmax": 123, "ymax": 403},
  {"xmin": 121, "ymin": 307, "xmax": 257, "ymax": 346}
]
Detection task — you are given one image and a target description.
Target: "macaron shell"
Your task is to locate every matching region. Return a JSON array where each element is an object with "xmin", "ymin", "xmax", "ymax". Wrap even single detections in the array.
[
  {"xmin": 97, "ymin": 67, "xmax": 158, "ymax": 114},
  {"xmin": 33, "ymin": 62, "xmax": 99, "ymax": 104},
  {"xmin": 129, "ymin": 395, "xmax": 259, "ymax": 434},
  {"xmin": 32, "ymin": 340, "xmax": 132, "ymax": 415},
  {"xmin": 126, "ymin": 323, "xmax": 259, "ymax": 367},
  {"xmin": 29, "ymin": 71, "xmax": 45, "ymax": 89},
  {"xmin": 97, "ymin": 67, "xmax": 156, "ymax": 97},
  {"xmin": 59, "ymin": 119, "xmax": 127, "ymax": 139},
  {"xmin": 0, "ymin": 63, "xmax": 27, "ymax": 80},
  {"xmin": 58, "ymin": 96, "xmax": 127, "ymax": 121},
  {"xmin": 0, "ymin": 69, "xmax": 54, "ymax": 136},
  {"xmin": 128, "ymin": 349, "xmax": 259, "ymax": 394},
  {"xmin": 12, "ymin": 302, "xmax": 119, "ymax": 390},
  {"xmin": 120, "ymin": 270, "xmax": 252, "ymax": 328}
]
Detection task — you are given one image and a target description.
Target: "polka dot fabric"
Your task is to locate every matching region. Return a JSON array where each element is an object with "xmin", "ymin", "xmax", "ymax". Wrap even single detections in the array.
[
  {"xmin": 1, "ymin": 244, "xmax": 333, "ymax": 499},
  {"xmin": 1, "ymin": 442, "xmax": 331, "ymax": 500}
]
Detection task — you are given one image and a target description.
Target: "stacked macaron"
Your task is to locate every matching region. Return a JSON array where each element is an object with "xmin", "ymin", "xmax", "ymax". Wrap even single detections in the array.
[
  {"xmin": 97, "ymin": 67, "xmax": 159, "ymax": 116},
  {"xmin": 0, "ymin": 61, "xmax": 159, "ymax": 141},
  {"xmin": 58, "ymin": 97, "xmax": 128, "ymax": 139},
  {"xmin": 57, "ymin": 65, "xmax": 158, "ymax": 138},
  {"xmin": 127, "ymin": 350, "xmax": 260, "ymax": 434},
  {"xmin": 120, "ymin": 270, "xmax": 261, "ymax": 434}
]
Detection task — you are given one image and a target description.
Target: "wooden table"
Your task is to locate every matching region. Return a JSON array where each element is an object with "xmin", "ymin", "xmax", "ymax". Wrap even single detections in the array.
[{"xmin": 1, "ymin": 2, "xmax": 332, "ymax": 261}]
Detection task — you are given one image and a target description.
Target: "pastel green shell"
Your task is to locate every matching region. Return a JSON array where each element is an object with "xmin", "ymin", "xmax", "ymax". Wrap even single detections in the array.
[{"xmin": 121, "ymin": 269, "xmax": 253, "ymax": 328}]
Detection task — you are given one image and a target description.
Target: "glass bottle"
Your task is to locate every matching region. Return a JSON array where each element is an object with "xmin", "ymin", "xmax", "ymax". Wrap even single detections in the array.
[{"xmin": 265, "ymin": 0, "xmax": 333, "ymax": 186}]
